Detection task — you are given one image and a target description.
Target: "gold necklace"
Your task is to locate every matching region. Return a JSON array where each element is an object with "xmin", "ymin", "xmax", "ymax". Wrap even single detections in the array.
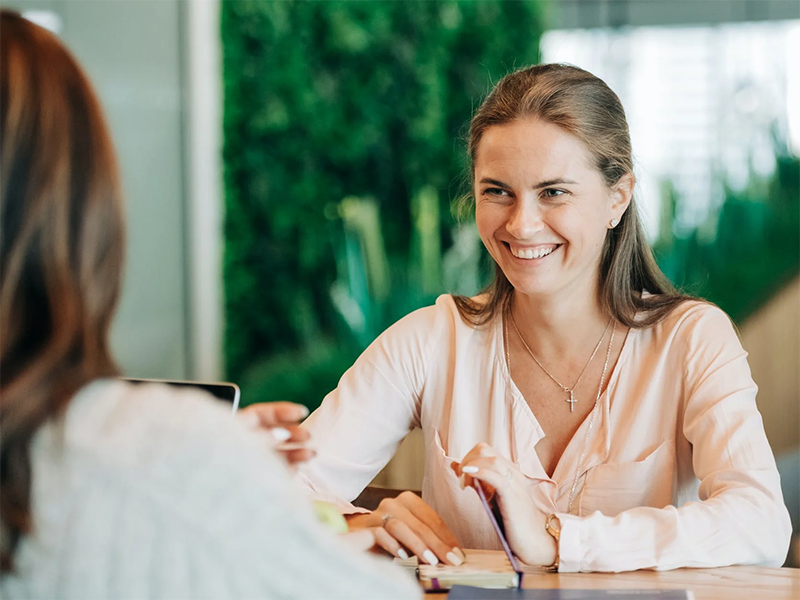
[
  {"xmin": 509, "ymin": 310, "xmax": 612, "ymax": 412},
  {"xmin": 565, "ymin": 322, "xmax": 614, "ymax": 514}
]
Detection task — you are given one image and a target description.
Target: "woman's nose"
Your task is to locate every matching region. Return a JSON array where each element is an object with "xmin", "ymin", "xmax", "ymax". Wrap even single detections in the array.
[{"xmin": 506, "ymin": 201, "xmax": 544, "ymax": 239}]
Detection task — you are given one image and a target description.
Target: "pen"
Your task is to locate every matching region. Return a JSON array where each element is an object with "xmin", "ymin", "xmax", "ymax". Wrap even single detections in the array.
[{"xmin": 473, "ymin": 480, "xmax": 523, "ymax": 589}]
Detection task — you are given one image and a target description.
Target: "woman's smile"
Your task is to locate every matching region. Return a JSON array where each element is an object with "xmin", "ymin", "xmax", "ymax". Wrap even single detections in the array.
[{"xmin": 506, "ymin": 243, "xmax": 562, "ymax": 261}]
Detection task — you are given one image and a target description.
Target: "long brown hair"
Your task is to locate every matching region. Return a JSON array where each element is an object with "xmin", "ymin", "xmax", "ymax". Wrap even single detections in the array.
[
  {"xmin": 453, "ymin": 63, "xmax": 691, "ymax": 326},
  {"xmin": 0, "ymin": 11, "xmax": 124, "ymax": 571}
]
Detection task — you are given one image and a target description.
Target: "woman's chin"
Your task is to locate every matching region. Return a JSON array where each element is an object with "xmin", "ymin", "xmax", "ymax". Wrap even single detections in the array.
[{"xmin": 504, "ymin": 276, "xmax": 558, "ymax": 298}]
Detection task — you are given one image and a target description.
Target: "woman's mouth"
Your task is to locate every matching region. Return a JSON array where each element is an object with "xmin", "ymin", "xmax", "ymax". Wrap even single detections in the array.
[{"xmin": 507, "ymin": 243, "xmax": 560, "ymax": 260}]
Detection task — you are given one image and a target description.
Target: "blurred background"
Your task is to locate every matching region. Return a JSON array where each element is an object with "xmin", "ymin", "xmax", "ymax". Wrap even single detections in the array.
[{"xmin": 9, "ymin": 0, "xmax": 799, "ymax": 564}]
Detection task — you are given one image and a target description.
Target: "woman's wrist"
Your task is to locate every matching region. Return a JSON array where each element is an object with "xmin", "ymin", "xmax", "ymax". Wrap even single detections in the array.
[{"xmin": 543, "ymin": 513, "xmax": 561, "ymax": 570}]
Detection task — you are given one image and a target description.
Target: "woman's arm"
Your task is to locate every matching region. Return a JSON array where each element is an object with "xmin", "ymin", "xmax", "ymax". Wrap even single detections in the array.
[
  {"xmin": 459, "ymin": 305, "xmax": 792, "ymax": 572},
  {"xmin": 296, "ymin": 299, "xmax": 465, "ymax": 565},
  {"xmin": 297, "ymin": 304, "xmax": 439, "ymax": 509},
  {"xmin": 553, "ymin": 306, "xmax": 791, "ymax": 572}
]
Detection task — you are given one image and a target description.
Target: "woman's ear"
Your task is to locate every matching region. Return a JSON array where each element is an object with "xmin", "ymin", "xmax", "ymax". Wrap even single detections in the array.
[{"xmin": 609, "ymin": 173, "xmax": 635, "ymax": 222}]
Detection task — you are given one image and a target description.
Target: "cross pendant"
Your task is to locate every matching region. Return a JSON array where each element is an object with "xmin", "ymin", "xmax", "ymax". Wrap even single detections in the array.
[{"xmin": 567, "ymin": 390, "xmax": 577, "ymax": 412}]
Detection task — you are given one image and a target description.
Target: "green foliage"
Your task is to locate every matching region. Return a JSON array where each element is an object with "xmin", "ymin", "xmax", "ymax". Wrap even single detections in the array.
[
  {"xmin": 654, "ymin": 155, "xmax": 800, "ymax": 324},
  {"xmin": 222, "ymin": 0, "xmax": 544, "ymax": 407}
]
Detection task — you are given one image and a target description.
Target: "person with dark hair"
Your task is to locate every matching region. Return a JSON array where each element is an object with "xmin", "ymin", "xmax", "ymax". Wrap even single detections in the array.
[
  {"xmin": 299, "ymin": 64, "xmax": 792, "ymax": 572},
  {"xmin": 0, "ymin": 11, "xmax": 419, "ymax": 598}
]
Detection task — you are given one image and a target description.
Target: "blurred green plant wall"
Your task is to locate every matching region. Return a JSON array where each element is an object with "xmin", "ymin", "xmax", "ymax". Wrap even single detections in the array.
[
  {"xmin": 655, "ymin": 154, "xmax": 799, "ymax": 324},
  {"xmin": 222, "ymin": 0, "xmax": 544, "ymax": 408}
]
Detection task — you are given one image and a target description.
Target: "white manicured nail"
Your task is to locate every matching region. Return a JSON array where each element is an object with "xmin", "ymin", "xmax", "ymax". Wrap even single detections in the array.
[
  {"xmin": 271, "ymin": 427, "xmax": 292, "ymax": 442},
  {"xmin": 423, "ymin": 550, "xmax": 439, "ymax": 566},
  {"xmin": 453, "ymin": 547, "xmax": 466, "ymax": 562},
  {"xmin": 446, "ymin": 551, "xmax": 464, "ymax": 566},
  {"xmin": 462, "ymin": 466, "xmax": 479, "ymax": 474},
  {"xmin": 397, "ymin": 548, "xmax": 409, "ymax": 560}
]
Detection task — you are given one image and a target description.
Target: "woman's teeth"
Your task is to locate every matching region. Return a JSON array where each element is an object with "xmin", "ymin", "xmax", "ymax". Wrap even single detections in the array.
[{"xmin": 510, "ymin": 246, "xmax": 556, "ymax": 259}]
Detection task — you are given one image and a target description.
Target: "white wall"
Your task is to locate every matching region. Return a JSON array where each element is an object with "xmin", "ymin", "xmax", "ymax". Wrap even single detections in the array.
[{"xmin": 13, "ymin": 0, "xmax": 224, "ymax": 381}]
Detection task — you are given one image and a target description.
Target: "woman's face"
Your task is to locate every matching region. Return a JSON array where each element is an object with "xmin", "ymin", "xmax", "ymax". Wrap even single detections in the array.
[{"xmin": 474, "ymin": 118, "xmax": 630, "ymax": 302}]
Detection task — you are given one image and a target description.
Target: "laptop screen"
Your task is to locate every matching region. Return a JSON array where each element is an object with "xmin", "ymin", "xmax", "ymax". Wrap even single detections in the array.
[{"xmin": 120, "ymin": 378, "xmax": 241, "ymax": 413}]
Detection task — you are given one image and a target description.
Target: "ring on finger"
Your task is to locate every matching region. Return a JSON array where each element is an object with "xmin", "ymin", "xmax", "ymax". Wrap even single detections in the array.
[{"xmin": 381, "ymin": 513, "xmax": 394, "ymax": 527}]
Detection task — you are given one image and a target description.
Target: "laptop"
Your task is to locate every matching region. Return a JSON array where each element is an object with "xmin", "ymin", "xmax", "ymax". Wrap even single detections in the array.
[{"xmin": 120, "ymin": 377, "xmax": 241, "ymax": 413}]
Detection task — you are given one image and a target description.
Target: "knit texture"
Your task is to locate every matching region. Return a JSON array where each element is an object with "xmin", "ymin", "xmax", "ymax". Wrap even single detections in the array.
[{"xmin": 0, "ymin": 379, "xmax": 419, "ymax": 599}]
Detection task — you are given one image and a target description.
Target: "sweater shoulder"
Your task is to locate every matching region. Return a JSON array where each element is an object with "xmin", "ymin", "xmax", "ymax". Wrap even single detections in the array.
[{"xmin": 34, "ymin": 379, "xmax": 288, "ymax": 524}]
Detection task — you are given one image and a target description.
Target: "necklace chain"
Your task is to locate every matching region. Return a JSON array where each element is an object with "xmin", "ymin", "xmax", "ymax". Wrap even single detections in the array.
[
  {"xmin": 565, "ymin": 322, "xmax": 615, "ymax": 514},
  {"xmin": 509, "ymin": 310, "xmax": 612, "ymax": 412},
  {"xmin": 502, "ymin": 310, "xmax": 617, "ymax": 516}
]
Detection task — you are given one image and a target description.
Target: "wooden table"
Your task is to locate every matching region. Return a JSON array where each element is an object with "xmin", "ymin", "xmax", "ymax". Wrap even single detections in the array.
[{"xmin": 515, "ymin": 566, "xmax": 800, "ymax": 600}]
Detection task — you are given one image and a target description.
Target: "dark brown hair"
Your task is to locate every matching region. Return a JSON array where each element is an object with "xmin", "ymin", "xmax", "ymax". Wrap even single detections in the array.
[
  {"xmin": 1, "ymin": 10, "xmax": 124, "ymax": 571},
  {"xmin": 453, "ymin": 63, "xmax": 691, "ymax": 326}
]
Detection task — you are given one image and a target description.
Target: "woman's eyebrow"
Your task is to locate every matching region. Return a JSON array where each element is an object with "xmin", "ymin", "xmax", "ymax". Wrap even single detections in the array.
[
  {"xmin": 478, "ymin": 177, "xmax": 510, "ymax": 187},
  {"xmin": 533, "ymin": 178, "xmax": 578, "ymax": 189},
  {"xmin": 478, "ymin": 177, "xmax": 579, "ymax": 189}
]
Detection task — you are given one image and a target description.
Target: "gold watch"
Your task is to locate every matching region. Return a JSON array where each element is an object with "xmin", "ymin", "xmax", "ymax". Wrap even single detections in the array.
[{"xmin": 544, "ymin": 513, "xmax": 561, "ymax": 572}]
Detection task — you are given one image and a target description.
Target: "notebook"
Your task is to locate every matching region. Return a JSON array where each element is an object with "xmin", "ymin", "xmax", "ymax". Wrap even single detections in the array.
[{"xmin": 395, "ymin": 550, "xmax": 520, "ymax": 591}]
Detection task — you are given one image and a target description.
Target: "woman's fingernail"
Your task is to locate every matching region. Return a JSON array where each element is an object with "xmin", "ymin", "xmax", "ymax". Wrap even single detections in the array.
[
  {"xmin": 453, "ymin": 547, "xmax": 466, "ymax": 562},
  {"xmin": 295, "ymin": 405, "xmax": 310, "ymax": 419},
  {"xmin": 271, "ymin": 427, "xmax": 292, "ymax": 442},
  {"xmin": 446, "ymin": 551, "xmax": 464, "ymax": 566},
  {"xmin": 423, "ymin": 550, "xmax": 439, "ymax": 566},
  {"xmin": 397, "ymin": 548, "xmax": 410, "ymax": 560},
  {"xmin": 462, "ymin": 466, "xmax": 479, "ymax": 474}
]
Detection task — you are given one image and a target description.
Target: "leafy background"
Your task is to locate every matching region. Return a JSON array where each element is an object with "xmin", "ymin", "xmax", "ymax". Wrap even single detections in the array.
[{"xmin": 222, "ymin": 0, "xmax": 798, "ymax": 410}]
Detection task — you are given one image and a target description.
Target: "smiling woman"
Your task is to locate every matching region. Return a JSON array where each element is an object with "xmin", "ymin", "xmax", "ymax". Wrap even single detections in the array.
[
  {"xmin": 298, "ymin": 63, "xmax": 792, "ymax": 573},
  {"xmin": 474, "ymin": 118, "xmax": 631, "ymax": 301}
]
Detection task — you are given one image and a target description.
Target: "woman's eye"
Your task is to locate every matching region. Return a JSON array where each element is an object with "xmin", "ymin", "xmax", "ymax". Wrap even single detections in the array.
[
  {"xmin": 483, "ymin": 187, "xmax": 509, "ymax": 197},
  {"xmin": 543, "ymin": 188, "xmax": 565, "ymax": 198}
]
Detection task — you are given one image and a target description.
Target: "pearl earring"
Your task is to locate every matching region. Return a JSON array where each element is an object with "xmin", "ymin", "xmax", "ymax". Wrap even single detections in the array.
[{"xmin": 609, "ymin": 218, "xmax": 620, "ymax": 228}]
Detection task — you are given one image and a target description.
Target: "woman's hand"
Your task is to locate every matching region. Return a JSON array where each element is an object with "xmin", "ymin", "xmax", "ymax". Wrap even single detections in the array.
[
  {"xmin": 240, "ymin": 402, "xmax": 314, "ymax": 465},
  {"xmin": 346, "ymin": 491, "xmax": 466, "ymax": 566},
  {"xmin": 454, "ymin": 443, "xmax": 556, "ymax": 567}
]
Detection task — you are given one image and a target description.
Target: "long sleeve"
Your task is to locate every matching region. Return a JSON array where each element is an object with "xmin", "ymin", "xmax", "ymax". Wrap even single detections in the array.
[
  {"xmin": 297, "ymin": 303, "xmax": 442, "ymax": 511},
  {"xmin": 184, "ymin": 402, "xmax": 422, "ymax": 599},
  {"xmin": 556, "ymin": 306, "xmax": 792, "ymax": 572}
]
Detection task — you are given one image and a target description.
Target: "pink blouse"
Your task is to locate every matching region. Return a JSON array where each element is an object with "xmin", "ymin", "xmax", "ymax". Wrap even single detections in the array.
[{"xmin": 299, "ymin": 295, "xmax": 791, "ymax": 572}]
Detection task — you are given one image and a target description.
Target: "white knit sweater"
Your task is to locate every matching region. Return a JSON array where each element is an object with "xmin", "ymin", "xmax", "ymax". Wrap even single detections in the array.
[{"xmin": 0, "ymin": 379, "xmax": 420, "ymax": 599}]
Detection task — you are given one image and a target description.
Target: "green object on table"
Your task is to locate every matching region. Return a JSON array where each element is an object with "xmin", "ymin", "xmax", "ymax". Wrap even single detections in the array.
[{"xmin": 313, "ymin": 501, "xmax": 348, "ymax": 534}]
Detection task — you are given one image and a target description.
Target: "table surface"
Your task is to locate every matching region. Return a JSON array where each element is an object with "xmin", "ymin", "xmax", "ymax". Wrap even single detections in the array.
[{"xmin": 514, "ymin": 565, "xmax": 800, "ymax": 600}]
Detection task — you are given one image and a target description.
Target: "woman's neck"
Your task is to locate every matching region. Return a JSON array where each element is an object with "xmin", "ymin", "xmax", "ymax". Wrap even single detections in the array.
[{"xmin": 510, "ymin": 287, "xmax": 610, "ymax": 363}]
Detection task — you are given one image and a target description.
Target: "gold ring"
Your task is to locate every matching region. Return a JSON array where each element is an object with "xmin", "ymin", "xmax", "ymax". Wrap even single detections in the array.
[{"xmin": 381, "ymin": 513, "xmax": 394, "ymax": 527}]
